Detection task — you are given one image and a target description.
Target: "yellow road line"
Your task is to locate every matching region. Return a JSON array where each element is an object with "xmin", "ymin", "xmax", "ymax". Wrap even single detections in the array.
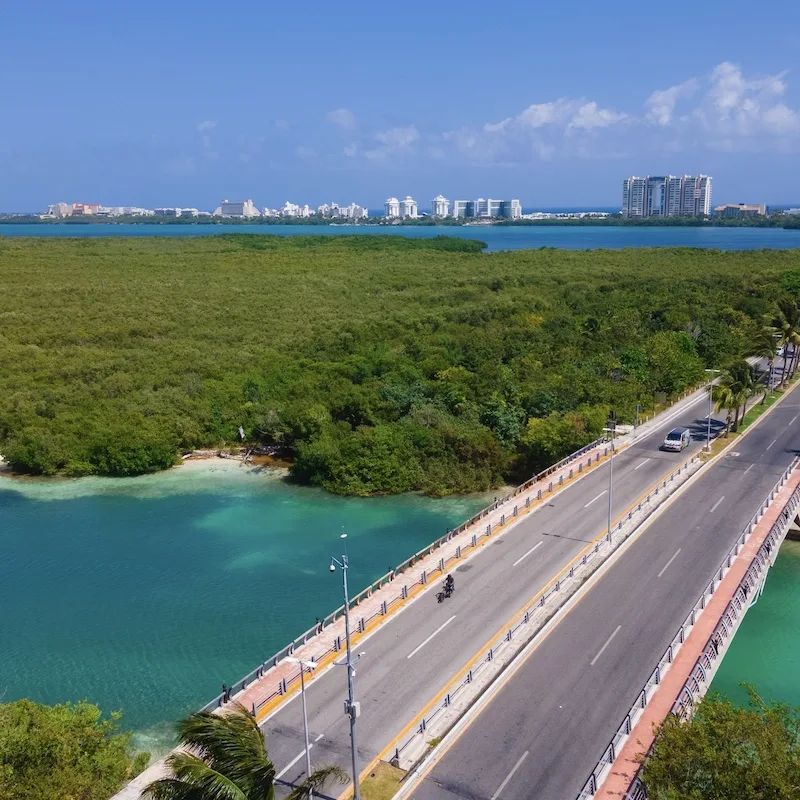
[
  {"xmin": 256, "ymin": 444, "xmax": 620, "ymax": 726},
  {"xmin": 337, "ymin": 456, "xmax": 681, "ymax": 798}
]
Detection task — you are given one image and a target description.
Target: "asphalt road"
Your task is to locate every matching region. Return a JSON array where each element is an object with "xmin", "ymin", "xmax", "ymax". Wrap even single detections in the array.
[
  {"xmin": 409, "ymin": 390, "xmax": 800, "ymax": 800},
  {"xmin": 262, "ymin": 390, "xmax": 730, "ymax": 792}
]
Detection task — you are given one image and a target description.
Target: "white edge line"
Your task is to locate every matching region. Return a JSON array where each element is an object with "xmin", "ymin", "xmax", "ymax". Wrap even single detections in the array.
[
  {"xmin": 407, "ymin": 615, "xmax": 457, "ymax": 659},
  {"xmin": 590, "ymin": 624, "xmax": 622, "ymax": 666},
  {"xmin": 584, "ymin": 489, "xmax": 608, "ymax": 508},
  {"xmin": 657, "ymin": 548, "xmax": 682, "ymax": 579},
  {"xmin": 513, "ymin": 541, "xmax": 544, "ymax": 568},
  {"xmin": 490, "ymin": 750, "xmax": 530, "ymax": 800},
  {"xmin": 275, "ymin": 745, "xmax": 312, "ymax": 779}
]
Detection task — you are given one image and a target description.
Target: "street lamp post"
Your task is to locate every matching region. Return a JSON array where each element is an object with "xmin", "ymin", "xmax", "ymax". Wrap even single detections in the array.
[
  {"xmin": 606, "ymin": 409, "xmax": 616, "ymax": 541},
  {"xmin": 285, "ymin": 657, "xmax": 317, "ymax": 797},
  {"xmin": 330, "ymin": 535, "xmax": 362, "ymax": 800}
]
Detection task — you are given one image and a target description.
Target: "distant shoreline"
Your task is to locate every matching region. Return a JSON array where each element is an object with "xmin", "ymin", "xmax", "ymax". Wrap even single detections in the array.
[{"xmin": 1, "ymin": 216, "xmax": 799, "ymax": 230}]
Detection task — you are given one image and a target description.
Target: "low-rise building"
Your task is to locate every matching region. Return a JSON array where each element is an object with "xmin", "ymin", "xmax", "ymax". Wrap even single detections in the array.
[
  {"xmin": 154, "ymin": 207, "xmax": 182, "ymax": 217},
  {"xmin": 47, "ymin": 202, "xmax": 71, "ymax": 217},
  {"xmin": 713, "ymin": 203, "xmax": 767, "ymax": 218},
  {"xmin": 217, "ymin": 199, "xmax": 259, "ymax": 218}
]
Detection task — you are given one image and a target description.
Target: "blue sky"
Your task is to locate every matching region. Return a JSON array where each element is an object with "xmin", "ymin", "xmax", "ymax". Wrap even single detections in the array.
[{"xmin": 2, "ymin": 0, "xmax": 799, "ymax": 211}]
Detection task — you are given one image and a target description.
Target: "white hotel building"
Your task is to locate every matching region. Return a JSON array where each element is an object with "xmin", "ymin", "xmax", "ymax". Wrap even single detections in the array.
[
  {"xmin": 385, "ymin": 196, "xmax": 418, "ymax": 219},
  {"xmin": 431, "ymin": 195, "xmax": 450, "ymax": 217}
]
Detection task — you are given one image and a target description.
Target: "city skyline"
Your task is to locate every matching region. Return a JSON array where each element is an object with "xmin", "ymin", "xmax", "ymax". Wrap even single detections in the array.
[{"xmin": 3, "ymin": 1, "xmax": 799, "ymax": 210}]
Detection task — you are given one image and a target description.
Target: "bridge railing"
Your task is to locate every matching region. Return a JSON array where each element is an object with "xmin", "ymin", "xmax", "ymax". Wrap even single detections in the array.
[
  {"xmin": 575, "ymin": 457, "xmax": 800, "ymax": 800},
  {"xmin": 385, "ymin": 454, "xmax": 701, "ymax": 767},
  {"xmin": 198, "ymin": 435, "xmax": 613, "ymax": 714}
]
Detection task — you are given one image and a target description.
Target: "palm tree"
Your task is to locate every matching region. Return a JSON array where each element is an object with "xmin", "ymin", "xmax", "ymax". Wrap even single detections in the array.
[
  {"xmin": 143, "ymin": 703, "xmax": 346, "ymax": 800},
  {"xmin": 712, "ymin": 377, "xmax": 738, "ymax": 438},
  {"xmin": 749, "ymin": 327, "xmax": 779, "ymax": 402},
  {"xmin": 731, "ymin": 360, "xmax": 760, "ymax": 421},
  {"xmin": 768, "ymin": 299, "xmax": 800, "ymax": 386}
]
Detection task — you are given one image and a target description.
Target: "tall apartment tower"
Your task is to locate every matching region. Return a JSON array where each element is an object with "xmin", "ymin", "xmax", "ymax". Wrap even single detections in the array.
[
  {"xmin": 431, "ymin": 195, "xmax": 450, "ymax": 217},
  {"xmin": 622, "ymin": 175, "xmax": 712, "ymax": 217},
  {"xmin": 621, "ymin": 177, "xmax": 647, "ymax": 217}
]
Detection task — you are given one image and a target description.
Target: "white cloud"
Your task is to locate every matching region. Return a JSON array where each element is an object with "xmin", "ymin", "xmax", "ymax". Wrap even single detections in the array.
[
  {"xmin": 275, "ymin": 119, "xmax": 290, "ymax": 130},
  {"xmin": 295, "ymin": 146, "xmax": 317, "ymax": 159},
  {"xmin": 329, "ymin": 60, "xmax": 800, "ymax": 166},
  {"xmin": 645, "ymin": 62, "xmax": 800, "ymax": 149},
  {"xmin": 375, "ymin": 125, "xmax": 419, "ymax": 148},
  {"xmin": 326, "ymin": 108, "xmax": 358, "ymax": 130},
  {"xmin": 567, "ymin": 102, "xmax": 628, "ymax": 131},
  {"xmin": 196, "ymin": 120, "xmax": 217, "ymax": 132},
  {"xmin": 364, "ymin": 125, "xmax": 419, "ymax": 160},
  {"xmin": 645, "ymin": 78, "xmax": 699, "ymax": 126}
]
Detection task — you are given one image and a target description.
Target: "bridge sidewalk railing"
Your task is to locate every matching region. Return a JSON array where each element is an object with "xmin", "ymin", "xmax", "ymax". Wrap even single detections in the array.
[
  {"xmin": 214, "ymin": 382, "xmax": 711, "ymax": 724},
  {"xmin": 579, "ymin": 458, "xmax": 800, "ymax": 800}
]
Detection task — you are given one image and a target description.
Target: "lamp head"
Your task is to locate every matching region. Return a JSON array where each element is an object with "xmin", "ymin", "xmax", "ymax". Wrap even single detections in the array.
[{"xmin": 329, "ymin": 563, "xmax": 336, "ymax": 573}]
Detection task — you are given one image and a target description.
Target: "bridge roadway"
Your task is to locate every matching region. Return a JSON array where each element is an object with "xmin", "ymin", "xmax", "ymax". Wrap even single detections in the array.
[
  {"xmin": 408, "ymin": 392, "xmax": 800, "ymax": 800},
  {"xmin": 262, "ymin": 394, "xmax": 728, "ymax": 793}
]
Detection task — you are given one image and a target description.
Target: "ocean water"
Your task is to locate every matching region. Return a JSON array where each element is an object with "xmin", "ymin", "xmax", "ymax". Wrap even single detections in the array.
[
  {"xmin": 1, "ymin": 223, "xmax": 799, "ymax": 252},
  {"xmin": 711, "ymin": 540, "xmax": 800, "ymax": 709},
  {"xmin": 0, "ymin": 463, "xmax": 489, "ymax": 754}
]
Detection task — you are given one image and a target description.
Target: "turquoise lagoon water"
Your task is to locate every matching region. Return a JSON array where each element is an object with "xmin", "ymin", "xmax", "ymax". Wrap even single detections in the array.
[
  {"xmin": 1, "ymin": 223, "xmax": 799, "ymax": 251},
  {"xmin": 0, "ymin": 463, "xmax": 489, "ymax": 752},
  {"xmin": 711, "ymin": 540, "xmax": 800, "ymax": 709}
]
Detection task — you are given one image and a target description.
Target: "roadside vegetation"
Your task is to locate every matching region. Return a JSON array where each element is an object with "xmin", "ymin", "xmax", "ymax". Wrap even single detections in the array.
[
  {"xmin": 0, "ymin": 699, "xmax": 149, "ymax": 800},
  {"xmin": 143, "ymin": 703, "xmax": 345, "ymax": 800},
  {"xmin": 1, "ymin": 235, "xmax": 800, "ymax": 494},
  {"xmin": 642, "ymin": 691, "xmax": 800, "ymax": 799}
]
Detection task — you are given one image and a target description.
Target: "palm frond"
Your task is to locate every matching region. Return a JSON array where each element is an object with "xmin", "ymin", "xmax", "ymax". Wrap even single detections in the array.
[
  {"xmin": 284, "ymin": 765, "xmax": 349, "ymax": 800},
  {"xmin": 175, "ymin": 704, "xmax": 276, "ymax": 796}
]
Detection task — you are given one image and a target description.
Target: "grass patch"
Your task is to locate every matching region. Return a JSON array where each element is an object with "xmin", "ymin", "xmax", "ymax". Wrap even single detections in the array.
[{"xmin": 359, "ymin": 761, "xmax": 405, "ymax": 800}]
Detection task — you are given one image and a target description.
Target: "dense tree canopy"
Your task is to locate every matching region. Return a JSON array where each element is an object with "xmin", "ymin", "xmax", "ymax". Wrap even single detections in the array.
[
  {"xmin": 0, "ymin": 699, "xmax": 148, "ymax": 800},
  {"xmin": 642, "ymin": 693, "xmax": 800, "ymax": 799},
  {"xmin": 0, "ymin": 235, "xmax": 797, "ymax": 494}
]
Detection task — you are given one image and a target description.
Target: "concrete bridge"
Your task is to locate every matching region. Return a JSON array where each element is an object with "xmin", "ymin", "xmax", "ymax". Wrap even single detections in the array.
[{"xmin": 116, "ymin": 367, "xmax": 798, "ymax": 800}]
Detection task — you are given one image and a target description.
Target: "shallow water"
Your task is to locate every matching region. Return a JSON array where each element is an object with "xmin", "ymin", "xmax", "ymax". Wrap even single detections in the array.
[
  {"xmin": 711, "ymin": 539, "xmax": 800, "ymax": 709},
  {"xmin": 0, "ymin": 462, "xmax": 489, "ymax": 753}
]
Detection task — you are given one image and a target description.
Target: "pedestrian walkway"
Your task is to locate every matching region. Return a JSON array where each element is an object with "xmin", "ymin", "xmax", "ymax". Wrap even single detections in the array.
[{"xmin": 594, "ymin": 468, "xmax": 800, "ymax": 799}]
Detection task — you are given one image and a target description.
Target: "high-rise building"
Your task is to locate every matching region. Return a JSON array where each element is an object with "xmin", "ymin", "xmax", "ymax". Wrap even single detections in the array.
[
  {"xmin": 384, "ymin": 197, "xmax": 401, "ymax": 218},
  {"xmin": 431, "ymin": 195, "xmax": 450, "ymax": 217},
  {"xmin": 399, "ymin": 196, "xmax": 418, "ymax": 218},
  {"xmin": 621, "ymin": 176, "xmax": 712, "ymax": 218},
  {"xmin": 452, "ymin": 200, "xmax": 469, "ymax": 219},
  {"xmin": 451, "ymin": 198, "xmax": 521, "ymax": 219},
  {"xmin": 499, "ymin": 199, "xmax": 522, "ymax": 219}
]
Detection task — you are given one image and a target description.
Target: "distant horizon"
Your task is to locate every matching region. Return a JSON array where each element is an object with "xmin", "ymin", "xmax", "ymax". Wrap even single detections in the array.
[{"xmin": 4, "ymin": 202, "xmax": 799, "ymax": 217}]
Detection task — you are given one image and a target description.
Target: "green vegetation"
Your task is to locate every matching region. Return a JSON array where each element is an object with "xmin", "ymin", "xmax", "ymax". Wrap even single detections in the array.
[
  {"xmin": 641, "ymin": 692, "xmax": 800, "ymax": 799},
  {"xmin": 143, "ymin": 703, "xmax": 345, "ymax": 800},
  {"xmin": 1, "ymin": 235, "xmax": 799, "ymax": 495},
  {"xmin": 360, "ymin": 762, "xmax": 405, "ymax": 800},
  {"xmin": 0, "ymin": 699, "xmax": 149, "ymax": 800}
]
